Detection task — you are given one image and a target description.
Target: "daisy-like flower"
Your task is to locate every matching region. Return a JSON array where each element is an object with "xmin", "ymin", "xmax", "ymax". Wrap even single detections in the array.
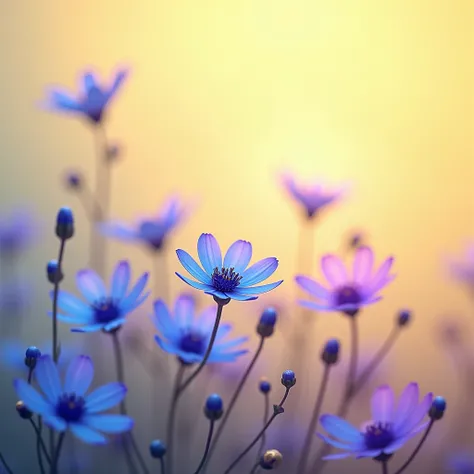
[
  {"xmin": 295, "ymin": 246, "xmax": 395, "ymax": 315},
  {"xmin": 153, "ymin": 294, "xmax": 248, "ymax": 364},
  {"xmin": 14, "ymin": 355, "xmax": 133, "ymax": 444},
  {"xmin": 51, "ymin": 260, "xmax": 149, "ymax": 333},
  {"xmin": 318, "ymin": 383, "xmax": 433, "ymax": 461},
  {"xmin": 41, "ymin": 68, "xmax": 129, "ymax": 124},
  {"xmin": 98, "ymin": 195, "xmax": 188, "ymax": 252},
  {"xmin": 176, "ymin": 233, "xmax": 283, "ymax": 302},
  {"xmin": 280, "ymin": 172, "xmax": 346, "ymax": 218},
  {"xmin": 447, "ymin": 243, "xmax": 474, "ymax": 289}
]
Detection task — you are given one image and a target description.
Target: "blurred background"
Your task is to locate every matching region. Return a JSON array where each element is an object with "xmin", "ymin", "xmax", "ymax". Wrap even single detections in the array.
[{"xmin": 0, "ymin": 0, "xmax": 473, "ymax": 473}]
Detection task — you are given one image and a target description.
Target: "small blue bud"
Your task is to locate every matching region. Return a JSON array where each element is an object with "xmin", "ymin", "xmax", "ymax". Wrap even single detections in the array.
[
  {"xmin": 204, "ymin": 394, "xmax": 224, "ymax": 421},
  {"xmin": 46, "ymin": 259, "xmax": 63, "ymax": 284},
  {"xmin": 259, "ymin": 378, "xmax": 272, "ymax": 394},
  {"xmin": 397, "ymin": 309, "xmax": 411, "ymax": 327},
  {"xmin": 429, "ymin": 396, "xmax": 447, "ymax": 420},
  {"xmin": 66, "ymin": 172, "xmax": 82, "ymax": 189},
  {"xmin": 56, "ymin": 207, "xmax": 74, "ymax": 240},
  {"xmin": 16, "ymin": 401, "xmax": 33, "ymax": 420},
  {"xmin": 281, "ymin": 370, "xmax": 296, "ymax": 388},
  {"xmin": 257, "ymin": 307, "xmax": 278, "ymax": 338},
  {"xmin": 149, "ymin": 439, "xmax": 166, "ymax": 459},
  {"xmin": 321, "ymin": 338, "xmax": 340, "ymax": 365},
  {"xmin": 25, "ymin": 346, "xmax": 41, "ymax": 369}
]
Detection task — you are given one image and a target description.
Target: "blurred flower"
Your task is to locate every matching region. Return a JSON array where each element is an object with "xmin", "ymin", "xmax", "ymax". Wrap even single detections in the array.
[
  {"xmin": 280, "ymin": 172, "xmax": 346, "ymax": 218},
  {"xmin": 51, "ymin": 260, "xmax": 149, "ymax": 333},
  {"xmin": 0, "ymin": 279, "xmax": 32, "ymax": 314},
  {"xmin": 447, "ymin": 243, "xmax": 474, "ymax": 289},
  {"xmin": 0, "ymin": 209, "xmax": 38, "ymax": 255},
  {"xmin": 98, "ymin": 195, "xmax": 188, "ymax": 252},
  {"xmin": 40, "ymin": 68, "xmax": 129, "ymax": 124},
  {"xmin": 446, "ymin": 452, "xmax": 474, "ymax": 473},
  {"xmin": 318, "ymin": 383, "xmax": 433, "ymax": 460},
  {"xmin": 295, "ymin": 246, "xmax": 395, "ymax": 315},
  {"xmin": 152, "ymin": 294, "xmax": 248, "ymax": 364},
  {"xmin": 176, "ymin": 233, "xmax": 283, "ymax": 302},
  {"xmin": 14, "ymin": 355, "xmax": 133, "ymax": 444}
]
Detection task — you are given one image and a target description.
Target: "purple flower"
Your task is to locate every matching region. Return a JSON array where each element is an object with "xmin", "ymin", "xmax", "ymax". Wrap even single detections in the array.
[
  {"xmin": 447, "ymin": 243, "xmax": 474, "ymax": 288},
  {"xmin": 280, "ymin": 172, "xmax": 346, "ymax": 218},
  {"xmin": 0, "ymin": 209, "xmax": 38, "ymax": 255},
  {"xmin": 98, "ymin": 195, "xmax": 189, "ymax": 251},
  {"xmin": 318, "ymin": 383, "xmax": 433, "ymax": 460},
  {"xmin": 446, "ymin": 452, "xmax": 474, "ymax": 473},
  {"xmin": 295, "ymin": 246, "xmax": 395, "ymax": 315},
  {"xmin": 51, "ymin": 261, "xmax": 149, "ymax": 333},
  {"xmin": 41, "ymin": 68, "xmax": 129, "ymax": 124},
  {"xmin": 176, "ymin": 234, "xmax": 283, "ymax": 302},
  {"xmin": 14, "ymin": 355, "xmax": 133, "ymax": 444}
]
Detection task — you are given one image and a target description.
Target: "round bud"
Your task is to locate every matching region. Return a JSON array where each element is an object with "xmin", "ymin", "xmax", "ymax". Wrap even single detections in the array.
[
  {"xmin": 429, "ymin": 396, "xmax": 447, "ymax": 420},
  {"xmin": 107, "ymin": 143, "xmax": 121, "ymax": 161},
  {"xmin": 397, "ymin": 309, "xmax": 411, "ymax": 327},
  {"xmin": 260, "ymin": 449, "xmax": 283, "ymax": 470},
  {"xmin": 55, "ymin": 207, "xmax": 74, "ymax": 240},
  {"xmin": 149, "ymin": 439, "xmax": 166, "ymax": 459},
  {"xmin": 281, "ymin": 370, "xmax": 296, "ymax": 388},
  {"xmin": 25, "ymin": 346, "xmax": 41, "ymax": 369},
  {"xmin": 65, "ymin": 172, "xmax": 82, "ymax": 189},
  {"xmin": 16, "ymin": 401, "xmax": 33, "ymax": 419},
  {"xmin": 204, "ymin": 394, "xmax": 224, "ymax": 421},
  {"xmin": 257, "ymin": 307, "xmax": 278, "ymax": 338},
  {"xmin": 46, "ymin": 259, "xmax": 63, "ymax": 284},
  {"xmin": 321, "ymin": 338, "xmax": 340, "ymax": 365},
  {"xmin": 259, "ymin": 378, "xmax": 272, "ymax": 394}
]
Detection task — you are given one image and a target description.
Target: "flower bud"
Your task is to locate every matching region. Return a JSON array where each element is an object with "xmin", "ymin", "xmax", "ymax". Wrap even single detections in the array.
[
  {"xmin": 55, "ymin": 207, "xmax": 74, "ymax": 240},
  {"xmin": 260, "ymin": 449, "xmax": 283, "ymax": 470},
  {"xmin": 46, "ymin": 259, "xmax": 63, "ymax": 284},
  {"xmin": 16, "ymin": 401, "xmax": 33, "ymax": 419},
  {"xmin": 397, "ymin": 309, "xmax": 411, "ymax": 327},
  {"xmin": 24, "ymin": 346, "xmax": 41, "ymax": 369},
  {"xmin": 257, "ymin": 307, "xmax": 277, "ymax": 338},
  {"xmin": 259, "ymin": 378, "xmax": 272, "ymax": 394},
  {"xmin": 321, "ymin": 338, "xmax": 340, "ymax": 365},
  {"xmin": 204, "ymin": 394, "xmax": 224, "ymax": 421},
  {"xmin": 149, "ymin": 440, "xmax": 167, "ymax": 459},
  {"xmin": 281, "ymin": 370, "xmax": 296, "ymax": 388},
  {"xmin": 429, "ymin": 396, "xmax": 447, "ymax": 420}
]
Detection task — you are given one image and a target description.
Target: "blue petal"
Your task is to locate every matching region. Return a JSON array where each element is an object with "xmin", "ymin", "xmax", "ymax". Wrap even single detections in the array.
[
  {"xmin": 47, "ymin": 89, "xmax": 82, "ymax": 111},
  {"xmin": 107, "ymin": 68, "xmax": 129, "ymax": 99},
  {"xmin": 103, "ymin": 319, "xmax": 126, "ymax": 332},
  {"xmin": 43, "ymin": 415, "xmax": 67, "ymax": 432},
  {"xmin": 174, "ymin": 294, "xmax": 195, "ymax": 327},
  {"xmin": 223, "ymin": 240, "xmax": 252, "ymax": 274},
  {"xmin": 85, "ymin": 383, "xmax": 127, "ymax": 414},
  {"xmin": 83, "ymin": 72, "xmax": 97, "ymax": 93},
  {"xmin": 297, "ymin": 300, "xmax": 333, "ymax": 312},
  {"xmin": 84, "ymin": 414, "xmax": 134, "ymax": 433},
  {"xmin": 215, "ymin": 323, "xmax": 233, "ymax": 340},
  {"xmin": 208, "ymin": 350, "xmax": 248, "ymax": 362},
  {"xmin": 295, "ymin": 275, "xmax": 330, "ymax": 299},
  {"xmin": 154, "ymin": 335, "xmax": 180, "ymax": 356},
  {"xmin": 176, "ymin": 249, "xmax": 211, "ymax": 284},
  {"xmin": 98, "ymin": 222, "xmax": 138, "ymax": 241},
  {"xmin": 152, "ymin": 300, "xmax": 179, "ymax": 338},
  {"xmin": 176, "ymin": 273, "xmax": 215, "ymax": 292},
  {"xmin": 54, "ymin": 291, "xmax": 92, "ymax": 319},
  {"xmin": 13, "ymin": 379, "xmax": 52, "ymax": 416},
  {"xmin": 110, "ymin": 261, "xmax": 131, "ymax": 300},
  {"xmin": 319, "ymin": 415, "xmax": 363, "ymax": 444},
  {"xmin": 35, "ymin": 355, "xmax": 61, "ymax": 404},
  {"xmin": 197, "ymin": 233, "xmax": 222, "ymax": 274},
  {"xmin": 234, "ymin": 280, "xmax": 283, "ymax": 295},
  {"xmin": 70, "ymin": 423, "xmax": 107, "ymax": 444},
  {"xmin": 48, "ymin": 311, "xmax": 93, "ymax": 325},
  {"xmin": 241, "ymin": 258, "xmax": 278, "ymax": 286},
  {"xmin": 322, "ymin": 452, "xmax": 355, "ymax": 460},
  {"xmin": 121, "ymin": 272, "xmax": 149, "ymax": 308},
  {"xmin": 317, "ymin": 433, "xmax": 361, "ymax": 451},
  {"xmin": 196, "ymin": 306, "xmax": 219, "ymax": 333},
  {"xmin": 225, "ymin": 291, "xmax": 257, "ymax": 301},
  {"xmin": 71, "ymin": 324, "xmax": 104, "ymax": 333},
  {"xmin": 76, "ymin": 269, "xmax": 107, "ymax": 304},
  {"xmin": 121, "ymin": 291, "xmax": 150, "ymax": 314},
  {"xmin": 215, "ymin": 336, "xmax": 248, "ymax": 351},
  {"xmin": 204, "ymin": 290, "xmax": 229, "ymax": 300},
  {"xmin": 64, "ymin": 356, "xmax": 94, "ymax": 396}
]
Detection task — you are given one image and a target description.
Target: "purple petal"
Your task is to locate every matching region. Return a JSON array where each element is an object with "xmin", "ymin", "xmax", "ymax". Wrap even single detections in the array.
[
  {"xmin": 322, "ymin": 452, "xmax": 354, "ymax": 460},
  {"xmin": 174, "ymin": 294, "xmax": 195, "ymax": 327},
  {"xmin": 110, "ymin": 261, "xmax": 131, "ymax": 300},
  {"xmin": 46, "ymin": 89, "xmax": 82, "ymax": 111},
  {"xmin": 70, "ymin": 423, "xmax": 107, "ymax": 444},
  {"xmin": 319, "ymin": 415, "xmax": 363, "ymax": 444},
  {"xmin": 176, "ymin": 273, "xmax": 215, "ymax": 292},
  {"xmin": 400, "ymin": 393, "xmax": 433, "ymax": 435},
  {"xmin": 317, "ymin": 433, "xmax": 361, "ymax": 451},
  {"xmin": 14, "ymin": 379, "xmax": 52, "ymax": 416},
  {"xmin": 241, "ymin": 257, "xmax": 278, "ymax": 286},
  {"xmin": 64, "ymin": 356, "xmax": 94, "ymax": 396},
  {"xmin": 394, "ymin": 383, "xmax": 419, "ymax": 432},
  {"xmin": 295, "ymin": 275, "xmax": 329, "ymax": 299},
  {"xmin": 371, "ymin": 385, "xmax": 394, "ymax": 423},
  {"xmin": 353, "ymin": 247, "xmax": 374, "ymax": 284},
  {"xmin": 76, "ymin": 269, "xmax": 106, "ymax": 304},
  {"xmin": 383, "ymin": 436, "xmax": 409, "ymax": 454},
  {"xmin": 223, "ymin": 240, "xmax": 253, "ymax": 273},
  {"xmin": 82, "ymin": 72, "xmax": 97, "ymax": 93},
  {"xmin": 176, "ymin": 249, "xmax": 211, "ymax": 283},
  {"xmin": 107, "ymin": 68, "xmax": 129, "ymax": 99},
  {"xmin": 366, "ymin": 257, "xmax": 394, "ymax": 294},
  {"xmin": 298, "ymin": 300, "xmax": 333, "ymax": 312},
  {"xmin": 197, "ymin": 233, "xmax": 222, "ymax": 274},
  {"xmin": 233, "ymin": 280, "xmax": 283, "ymax": 295},
  {"xmin": 321, "ymin": 255, "xmax": 348, "ymax": 287},
  {"xmin": 85, "ymin": 383, "xmax": 127, "ymax": 414},
  {"xmin": 121, "ymin": 272, "xmax": 149, "ymax": 307},
  {"xmin": 35, "ymin": 355, "xmax": 61, "ymax": 404}
]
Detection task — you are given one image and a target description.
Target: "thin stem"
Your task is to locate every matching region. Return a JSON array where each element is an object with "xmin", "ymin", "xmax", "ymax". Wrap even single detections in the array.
[
  {"xmin": 296, "ymin": 364, "xmax": 332, "ymax": 474},
  {"xmin": 165, "ymin": 364, "xmax": 186, "ymax": 474},
  {"xmin": 27, "ymin": 367, "xmax": 33, "ymax": 384},
  {"xmin": 344, "ymin": 316, "xmax": 359, "ymax": 400},
  {"xmin": 223, "ymin": 387, "xmax": 291, "ymax": 474},
  {"xmin": 206, "ymin": 337, "xmax": 266, "ymax": 467},
  {"xmin": 192, "ymin": 420, "xmax": 215, "ymax": 474},
  {"xmin": 159, "ymin": 458, "xmax": 165, "ymax": 474},
  {"xmin": 52, "ymin": 239, "xmax": 66, "ymax": 364},
  {"xmin": 29, "ymin": 418, "xmax": 51, "ymax": 465},
  {"xmin": 382, "ymin": 460, "xmax": 389, "ymax": 474},
  {"xmin": 393, "ymin": 421, "xmax": 434, "ymax": 474},
  {"xmin": 0, "ymin": 452, "xmax": 14, "ymax": 474},
  {"xmin": 50, "ymin": 432, "xmax": 65, "ymax": 474},
  {"xmin": 111, "ymin": 332, "xmax": 150, "ymax": 474},
  {"xmin": 249, "ymin": 463, "xmax": 260, "ymax": 474},
  {"xmin": 256, "ymin": 392, "xmax": 270, "ymax": 461}
]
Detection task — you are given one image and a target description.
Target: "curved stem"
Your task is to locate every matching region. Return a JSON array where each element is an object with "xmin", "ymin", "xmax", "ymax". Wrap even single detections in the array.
[
  {"xmin": 296, "ymin": 364, "xmax": 332, "ymax": 474},
  {"xmin": 382, "ymin": 460, "xmax": 389, "ymax": 474},
  {"xmin": 165, "ymin": 363, "xmax": 186, "ymax": 474},
  {"xmin": 50, "ymin": 432, "xmax": 65, "ymax": 474},
  {"xmin": 192, "ymin": 420, "xmax": 215, "ymax": 474},
  {"xmin": 205, "ymin": 337, "xmax": 266, "ymax": 467},
  {"xmin": 393, "ymin": 421, "xmax": 434, "ymax": 474},
  {"xmin": 249, "ymin": 462, "xmax": 260, "ymax": 474},
  {"xmin": 0, "ymin": 452, "xmax": 14, "ymax": 474},
  {"xmin": 223, "ymin": 387, "xmax": 291, "ymax": 474},
  {"xmin": 30, "ymin": 418, "xmax": 51, "ymax": 465},
  {"xmin": 256, "ymin": 392, "xmax": 270, "ymax": 461}
]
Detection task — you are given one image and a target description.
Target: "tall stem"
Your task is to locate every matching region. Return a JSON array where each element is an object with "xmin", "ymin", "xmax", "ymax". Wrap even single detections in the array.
[
  {"xmin": 382, "ymin": 460, "xmax": 389, "ymax": 474},
  {"xmin": 50, "ymin": 432, "xmax": 65, "ymax": 474},
  {"xmin": 192, "ymin": 420, "xmax": 215, "ymax": 474},
  {"xmin": 0, "ymin": 452, "xmax": 14, "ymax": 474},
  {"xmin": 256, "ymin": 392, "xmax": 270, "ymax": 461}
]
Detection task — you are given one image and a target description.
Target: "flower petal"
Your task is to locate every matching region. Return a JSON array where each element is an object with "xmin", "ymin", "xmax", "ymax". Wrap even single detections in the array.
[
  {"xmin": 353, "ymin": 247, "xmax": 374, "ymax": 284},
  {"xmin": 174, "ymin": 294, "xmax": 195, "ymax": 327},
  {"xmin": 152, "ymin": 300, "xmax": 177, "ymax": 337},
  {"xmin": 13, "ymin": 379, "xmax": 52, "ymax": 416},
  {"xmin": 76, "ymin": 269, "xmax": 107, "ymax": 304},
  {"xmin": 400, "ymin": 392, "xmax": 433, "ymax": 435},
  {"xmin": 35, "ymin": 355, "xmax": 61, "ymax": 404},
  {"xmin": 121, "ymin": 272, "xmax": 149, "ymax": 308},
  {"xmin": 319, "ymin": 415, "xmax": 364, "ymax": 444},
  {"xmin": 371, "ymin": 385, "xmax": 394, "ymax": 423},
  {"xmin": 83, "ymin": 414, "xmax": 133, "ymax": 434},
  {"xmin": 71, "ymin": 324, "xmax": 104, "ymax": 333},
  {"xmin": 316, "ymin": 433, "xmax": 362, "ymax": 451},
  {"xmin": 297, "ymin": 300, "xmax": 333, "ymax": 312},
  {"xmin": 233, "ymin": 280, "xmax": 283, "ymax": 295},
  {"xmin": 85, "ymin": 383, "xmax": 127, "ymax": 414},
  {"xmin": 295, "ymin": 275, "xmax": 330, "ymax": 300},
  {"xmin": 321, "ymin": 255, "xmax": 348, "ymax": 287},
  {"xmin": 393, "ymin": 383, "xmax": 419, "ymax": 432},
  {"xmin": 54, "ymin": 292, "xmax": 92, "ymax": 319},
  {"xmin": 176, "ymin": 249, "xmax": 211, "ymax": 283},
  {"xmin": 241, "ymin": 258, "xmax": 278, "ymax": 286},
  {"xmin": 197, "ymin": 233, "xmax": 222, "ymax": 274},
  {"xmin": 70, "ymin": 423, "xmax": 107, "ymax": 444},
  {"xmin": 64, "ymin": 356, "xmax": 94, "ymax": 396},
  {"xmin": 223, "ymin": 291, "xmax": 257, "ymax": 301},
  {"xmin": 175, "ymin": 273, "xmax": 215, "ymax": 292},
  {"xmin": 110, "ymin": 261, "xmax": 131, "ymax": 300},
  {"xmin": 223, "ymin": 240, "xmax": 253, "ymax": 274},
  {"xmin": 366, "ymin": 257, "xmax": 394, "ymax": 294},
  {"xmin": 43, "ymin": 415, "xmax": 67, "ymax": 432}
]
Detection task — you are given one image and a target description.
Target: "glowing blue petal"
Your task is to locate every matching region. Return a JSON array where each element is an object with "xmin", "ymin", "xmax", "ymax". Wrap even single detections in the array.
[
  {"xmin": 13, "ymin": 379, "xmax": 52, "ymax": 416},
  {"xmin": 176, "ymin": 249, "xmax": 211, "ymax": 284},
  {"xmin": 76, "ymin": 269, "xmax": 107, "ymax": 304},
  {"xmin": 121, "ymin": 272, "xmax": 149, "ymax": 308},
  {"xmin": 103, "ymin": 319, "xmax": 126, "ymax": 332},
  {"xmin": 224, "ymin": 291, "xmax": 257, "ymax": 301},
  {"xmin": 197, "ymin": 233, "xmax": 222, "ymax": 274},
  {"xmin": 64, "ymin": 355, "xmax": 94, "ymax": 396},
  {"xmin": 110, "ymin": 261, "xmax": 131, "ymax": 300},
  {"xmin": 85, "ymin": 383, "xmax": 127, "ymax": 414},
  {"xmin": 240, "ymin": 258, "xmax": 278, "ymax": 286},
  {"xmin": 319, "ymin": 415, "xmax": 363, "ymax": 444},
  {"xmin": 48, "ymin": 311, "xmax": 93, "ymax": 325},
  {"xmin": 106, "ymin": 69, "xmax": 129, "ymax": 99},
  {"xmin": 83, "ymin": 72, "xmax": 97, "ymax": 93},
  {"xmin": 54, "ymin": 291, "xmax": 92, "ymax": 319},
  {"xmin": 316, "ymin": 433, "xmax": 362, "ymax": 451},
  {"xmin": 83, "ymin": 414, "xmax": 133, "ymax": 433},
  {"xmin": 174, "ymin": 294, "xmax": 195, "ymax": 327},
  {"xmin": 177, "ymin": 273, "xmax": 215, "ymax": 292},
  {"xmin": 214, "ymin": 336, "xmax": 249, "ymax": 351},
  {"xmin": 98, "ymin": 222, "xmax": 138, "ymax": 241},
  {"xmin": 121, "ymin": 291, "xmax": 150, "ymax": 314},
  {"xmin": 223, "ymin": 240, "xmax": 252, "ymax": 274},
  {"xmin": 70, "ymin": 423, "xmax": 107, "ymax": 444},
  {"xmin": 47, "ymin": 90, "xmax": 82, "ymax": 111},
  {"xmin": 43, "ymin": 415, "xmax": 67, "ymax": 432},
  {"xmin": 234, "ymin": 280, "xmax": 283, "ymax": 296},
  {"xmin": 71, "ymin": 324, "xmax": 104, "ymax": 333},
  {"xmin": 35, "ymin": 355, "xmax": 61, "ymax": 404},
  {"xmin": 152, "ymin": 300, "xmax": 179, "ymax": 338}
]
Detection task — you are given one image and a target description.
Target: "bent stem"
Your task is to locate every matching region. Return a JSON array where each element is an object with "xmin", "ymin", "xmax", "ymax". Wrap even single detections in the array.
[
  {"xmin": 30, "ymin": 418, "xmax": 51, "ymax": 468},
  {"xmin": 296, "ymin": 364, "xmax": 332, "ymax": 474},
  {"xmin": 205, "ymin": 336, "xmax": 266, "ymax": 469},
  {"xmin": 223, "ymin": 387, "xmax": 291, "ymax": 474},
  {"xmin": 256, "ymin": 391, "xmax": 271, "ymax": 461},
  {"xmin": 192, "ymin": 420, "xmax": 215, "ymax": 474},
  {"xmin": 0, "ymin": 452, "xmax": 14, "ymax": 474},
  {"xmin": 250, "ymin": 462, "xmax": 260, "ymax": 474},
  {"xmin": 50, "ymin": 432, "xmax": 65, "ymax": 474}
]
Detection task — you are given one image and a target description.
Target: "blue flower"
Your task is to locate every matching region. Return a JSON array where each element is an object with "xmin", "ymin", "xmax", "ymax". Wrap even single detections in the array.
[
  {"xmin": 0, "ymin": 208, "xmax": 39, "ymax": 255},
  {"xmin": 176, "ymin": 234, "xmax": 283, "ymax": 302},
  {"xmin": 51, "ymin": 260, "xmax": 149, "ymax": 333},
  {"xmin": 98, "ymin": 195, "xmax": 189, "ymax": 251},
  {"xmin": 446, "ymin": 452, "xmax": 474, "ymax": 473},
  {"xmin": 152, "ymin": 294, "xmax": 248, "ymax": 364},
  {"xmin": 14, "ymin": 355, "xmax": 133, "ymax": 444},
  {"xmin": 41, "ymin": 68, "xmax": 129, "ymax": 123},
  {"xmin": 318, "ymin": 383, "xmax": 433, "ymax": 460}
]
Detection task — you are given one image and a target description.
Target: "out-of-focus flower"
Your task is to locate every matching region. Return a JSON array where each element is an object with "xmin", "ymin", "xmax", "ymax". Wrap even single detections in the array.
[
  {"xmin": 51, "ymin": 260, "xmax": 149, "ymax": 333},
  {"xmin": 152, "ymin": 294, "xmax": 248, "ymax": 364},
  {"xmin": 0, "ymin": 209, "xmax": 38, "ymax": 255},
  {"xmin": 280, "ymin": 172, "xmax": 346, "ymax": 218},
  {"xmin": 318, "ymin": 383, "xmax": 433, "ymax": 460},
  {"xmin": 0, "ymin": 280, "xmax": 32, "ymax": 314},
  {"xmin": 40, "ymin": 68, "xmax": 129, "ymax": 124},
  {"xmin": 295, "ymin": 246, "xmax": 395, "ymax": 315},
  {"xmin": 176, "ymin": 233, "xmax": 283, "ymax": 302},
  {"xmin": 14, "ymin": 355, "xmax": 133, "ymax": 444},
  {"xmin": 446, "ymin": 452, "xmax": 474, "ymax": 473},
  {"xmin": 98, "ymin": 196, "xmax": 188, "ymax": 252},
  {"xmin": 447, "ymin": 243, "xmax": 474, "ymax": 289}
]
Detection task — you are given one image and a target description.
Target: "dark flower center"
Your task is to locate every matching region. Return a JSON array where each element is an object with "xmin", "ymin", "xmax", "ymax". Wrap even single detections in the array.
[
  {"xmin": 139, "ymin": 221, "xmax": 165, "ymax": 251},
  {"xmin": 179, "ymin": 331, "xmax": 205, "ymax": 355},
  {"xmin": 211, "ymin": 267, "xmax": 242, "ymax": 293},
  {"xmin": 335, "ymin": 285, "xmax": 362, "ymax": 307},
  {"xmin": 364, "ymin": 422, "xmax": 395, "ymax": 451},
  {"xmin": 56, "ymin": 393, "xmax": 85, "ymax": 422},
  {"xmin": 93, "ymin": 298, "xmax": 120, "ymax": 324},
  {"xmin": 83, "ymin": 87, "xmax": 105, "ymax": 123}
]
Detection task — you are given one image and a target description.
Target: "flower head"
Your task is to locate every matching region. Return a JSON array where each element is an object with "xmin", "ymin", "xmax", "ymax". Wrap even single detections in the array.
[
  {"xmin": 0, "ymin": 209, "xmax": 38, "ymax": 255},
  {"xmin": 14, "ymin": 355, "xmax": 133, "ymax": 444},
  {"xmin": 152, "ymin": 294, "xmax": 248, "ymax": 364},
  {"xmin": 176, "ymin": 233, "xmax": 283, "ymax": 302},
  {"xmin": 447, "ymin": 243, "xmax": 474, "ymax": 289},
  {"xmin": 295, "ymin": 246, "xmax": 395, "ymax": 315},
  {"xmin": 99, "ymin": 196, "xmax": 188, "ymax": 251},
  {"xmin": 51, "ymin": 260, "xmax": 149, "ymax": 333},
  {"xmin": 318, "ymin": 383, "xmax": 433, "ymax": 461},
  {"xmin": 280, "ymin": 172, "xmax": 346, "ymax": 218},
  {"xmin": 41, "ymin": 68, "xmax": 129, "ymax": 124}
]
